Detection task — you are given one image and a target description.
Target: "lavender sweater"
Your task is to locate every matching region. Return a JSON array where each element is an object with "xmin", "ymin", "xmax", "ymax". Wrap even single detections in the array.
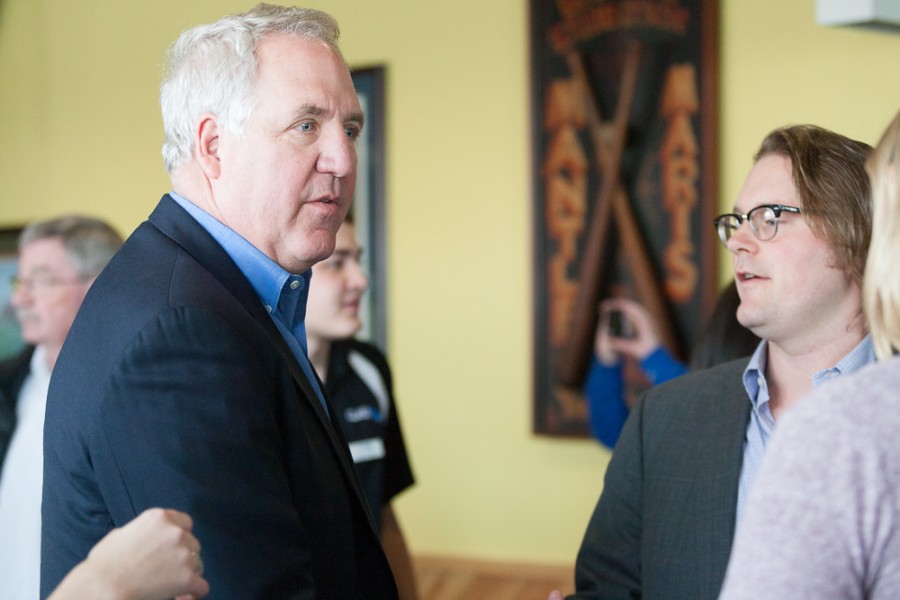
[{"xmin": 719, "ymin": 356, "xmax": 900, "ymax": 599}]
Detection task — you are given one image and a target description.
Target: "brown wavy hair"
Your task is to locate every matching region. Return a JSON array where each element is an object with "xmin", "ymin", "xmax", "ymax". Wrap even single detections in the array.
[{"xmin": 755, "ymin": 125, "xmax": 873, "ymax": 288}]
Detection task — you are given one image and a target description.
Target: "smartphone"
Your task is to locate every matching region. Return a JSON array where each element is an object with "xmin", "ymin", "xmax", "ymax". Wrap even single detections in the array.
[{"xmin": 608, "ymin": 309, "xmax": 634, "ymax": 338}]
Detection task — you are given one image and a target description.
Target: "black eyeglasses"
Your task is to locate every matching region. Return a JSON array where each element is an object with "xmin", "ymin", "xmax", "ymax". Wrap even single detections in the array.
[{"xmin": 713, "ymin": 204, "xmax": 802, "ymax": 246}]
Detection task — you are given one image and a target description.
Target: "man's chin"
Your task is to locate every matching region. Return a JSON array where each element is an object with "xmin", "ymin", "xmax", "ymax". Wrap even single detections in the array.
[
  {"xmin": 285, "ymin": 238, "xmax": 337, "ymax": 272},
  {"xmin": 19, "ymin": 334, "xmax": 42, "ymax": 347},
  {"xmin": 736, "ymin": 310, "xmax": 766, "ymax": 337},
  {"xmin": 331, "ymin": 321, "xmax": 362, "ymax": 341}
]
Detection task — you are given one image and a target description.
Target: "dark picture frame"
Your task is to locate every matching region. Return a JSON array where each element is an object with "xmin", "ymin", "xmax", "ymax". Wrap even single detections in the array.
[
  {"xmin": 0, "ymin": 226, "xmax": 24, "ymax": 360},
  {"xmin": 351, "ymin": 66, "xmax": 388, "ymax": 351},
  {"xmin": 530, "ymin": 0, "xmax": 720, "ymax": 436}
]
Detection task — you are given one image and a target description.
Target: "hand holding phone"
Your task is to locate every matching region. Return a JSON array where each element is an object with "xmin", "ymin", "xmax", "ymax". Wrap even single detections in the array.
[
  {"xmin": 594, "ymin": 298, "xmax": 662, "ymax": 363},
  {"xmin": 607, "ymin": 308, "xmax": 635, "ymax": 339}
]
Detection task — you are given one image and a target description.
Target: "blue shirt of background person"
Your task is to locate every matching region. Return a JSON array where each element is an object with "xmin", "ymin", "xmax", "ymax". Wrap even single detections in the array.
[{"xmin": 584, "ymin": 346, "xmax": 687, "ymax": 447}]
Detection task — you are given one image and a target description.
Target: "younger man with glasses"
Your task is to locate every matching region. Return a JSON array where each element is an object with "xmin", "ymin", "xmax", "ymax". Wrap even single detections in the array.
[
  {"xmin": 0, "ymin": 215, "xmax": 121, "ymax": 600},
  {"xmin": 555, "ymin": 125, "xmax": 875, "ymax": 600}
]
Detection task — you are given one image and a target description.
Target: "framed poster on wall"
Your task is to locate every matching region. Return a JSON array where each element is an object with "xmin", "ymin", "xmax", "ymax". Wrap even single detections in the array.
[
  {"xmin": 351, "ymin": 66, "xmax": 388, "ymax": 351},
  {"xmin": 530, "ymin": 0, "xmax": 720, "ymax": 436}
]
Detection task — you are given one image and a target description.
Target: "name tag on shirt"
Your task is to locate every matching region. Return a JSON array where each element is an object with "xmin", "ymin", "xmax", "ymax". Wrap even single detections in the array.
[{"xmin": 348, "ymin": 438, "xmax": 385, "ymax": 464}]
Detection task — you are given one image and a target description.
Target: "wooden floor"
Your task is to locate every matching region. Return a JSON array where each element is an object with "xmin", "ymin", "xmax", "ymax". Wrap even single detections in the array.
[{"xmin": 413, "ymin": 555, "xmax": 574, "ymax": 600}]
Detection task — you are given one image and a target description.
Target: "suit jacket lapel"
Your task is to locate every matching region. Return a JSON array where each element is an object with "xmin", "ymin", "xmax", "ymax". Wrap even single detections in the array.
[
  {"xmin": 146, "ymin": 196, "xmax": 365, "ymax": 496},
  {"xmin": 688, "ymin": 362, "xmax": 751, "ymax": 585}
]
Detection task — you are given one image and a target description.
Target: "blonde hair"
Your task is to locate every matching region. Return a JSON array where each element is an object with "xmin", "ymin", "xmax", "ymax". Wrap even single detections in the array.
[{"xmin": 863, "ymin": 110, "xmax": 900, "ymax": 360}]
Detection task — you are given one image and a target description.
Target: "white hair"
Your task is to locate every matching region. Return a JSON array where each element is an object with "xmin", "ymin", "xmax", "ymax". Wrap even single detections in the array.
[
  {"xmin": 160, "ymin": 3, "xmax": 343, "ymax": 173},
  {"xmin": 20, "ymin": 215, "xmax": 122, "ymax": 276}
]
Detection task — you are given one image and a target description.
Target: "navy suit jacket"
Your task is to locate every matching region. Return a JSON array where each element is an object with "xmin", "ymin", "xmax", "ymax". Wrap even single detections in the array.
[
  {"xmin": 570, "ymin": 359, "xmax": 751, "ymax": 600},
  {"xmin": 41, "ymin": 196, "xmax": 398, "ymax": 599}
]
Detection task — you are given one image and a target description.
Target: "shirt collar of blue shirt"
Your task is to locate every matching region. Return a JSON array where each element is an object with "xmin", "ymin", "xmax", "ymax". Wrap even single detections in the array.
[
  {"xmin": 168, "ymin": 192, "xmax": 312, "ymax": 341},
  {"xmin": 742, "ymin": 333, "xmax": 876, "ymax": 410}
]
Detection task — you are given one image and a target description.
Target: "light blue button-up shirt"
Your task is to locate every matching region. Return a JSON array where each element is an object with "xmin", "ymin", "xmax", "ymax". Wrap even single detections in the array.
[
  {"xmin": 735, "ymin": 334, "xmax": 876, "ymax": 522},
  {"xmin": 169, "ymin": 192, "xmax": 328, "ymax": 413}
]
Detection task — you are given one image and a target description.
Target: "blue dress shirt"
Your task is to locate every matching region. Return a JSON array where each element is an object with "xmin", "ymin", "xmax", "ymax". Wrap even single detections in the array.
[
  {"xmin": 169, "ymin": 192, "xmax": 327, "ymax": 413},
  {"xmin": 736, "ymin": 334, "xmax": 876, "ymax": 522}
]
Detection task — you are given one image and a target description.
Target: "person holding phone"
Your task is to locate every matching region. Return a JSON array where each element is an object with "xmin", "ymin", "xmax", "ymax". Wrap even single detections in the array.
[
  {"xmin": 584, "ymin": 282, "xmax": 758, "ymax": 448},
  {"xmin": 583, "ymin": 298, "xmax": 687, "ymax": 448}
]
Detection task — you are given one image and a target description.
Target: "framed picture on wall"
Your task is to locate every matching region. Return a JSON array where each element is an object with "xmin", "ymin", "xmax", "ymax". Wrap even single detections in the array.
[
  {"xmin": 351, "ymin": 66, "xmax": 388, "ymax": 351},
  {"xmin": 530, "ymin": 0, "xmax": 720, "ymax": 436},
  {"xmin": 0, "ymin": 227, "xmax": 24, "ymax": 360}
]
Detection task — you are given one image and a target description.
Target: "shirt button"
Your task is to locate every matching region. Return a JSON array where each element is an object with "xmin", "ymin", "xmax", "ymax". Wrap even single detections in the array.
[
  {"xmin": 265, "ymin": 305, "xmax": 272, "ymax": 313},
  {"xmin": 290, "ymin": 280, "xmax": 301, "ymax": 290}
]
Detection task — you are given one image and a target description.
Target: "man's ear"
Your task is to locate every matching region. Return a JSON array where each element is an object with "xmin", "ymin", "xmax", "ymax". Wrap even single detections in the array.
[{"xmin": 195, "ymin": 114, "xmax": 221, "ymax": 179}]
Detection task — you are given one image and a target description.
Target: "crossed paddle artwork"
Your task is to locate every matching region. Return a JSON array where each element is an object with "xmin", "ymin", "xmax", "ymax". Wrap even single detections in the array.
[{"xmin": 530, "ymin": 0, "xmax": 721, "ymax": 435}]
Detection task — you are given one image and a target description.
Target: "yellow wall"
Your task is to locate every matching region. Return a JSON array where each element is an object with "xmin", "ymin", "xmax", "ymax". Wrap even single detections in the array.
[{"xmin": 1, "ymin": 0, "xmax": 898, "ymax": 566}]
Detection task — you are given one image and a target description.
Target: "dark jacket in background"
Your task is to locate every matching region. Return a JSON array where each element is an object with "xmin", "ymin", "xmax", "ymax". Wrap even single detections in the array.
[{"xmin": 0, "ymin": 346, "xmax": 32, "ymax": 477}]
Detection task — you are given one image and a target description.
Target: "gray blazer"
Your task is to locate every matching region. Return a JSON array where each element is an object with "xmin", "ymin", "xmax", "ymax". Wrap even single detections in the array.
[{"xmin": 570, "ymin": 358, "xmax": 751, "ymax": 600}]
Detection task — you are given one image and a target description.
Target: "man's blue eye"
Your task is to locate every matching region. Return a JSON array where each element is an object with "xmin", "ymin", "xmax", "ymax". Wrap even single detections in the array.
[
  {"xmin": 345, "ymin": 127, "xmax": 360, "ymax": 139},
  {"xmin": 298, "ymin": 122, "xmax": 314, "ymax": 132}
]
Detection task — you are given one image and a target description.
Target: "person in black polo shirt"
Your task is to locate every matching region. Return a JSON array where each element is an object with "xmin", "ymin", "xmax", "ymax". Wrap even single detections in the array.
[{"xmin": 307, "ymin": 217, "xmax": 418, "ymax": 600}]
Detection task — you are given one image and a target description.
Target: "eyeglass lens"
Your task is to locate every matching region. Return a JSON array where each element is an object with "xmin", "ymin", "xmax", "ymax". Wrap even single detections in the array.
[{"xmin": 716, "ymin": 206, "xmax": 780, "ymax": 244}]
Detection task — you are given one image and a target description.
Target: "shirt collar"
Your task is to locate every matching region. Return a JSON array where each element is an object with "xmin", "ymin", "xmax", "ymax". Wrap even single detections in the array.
[
  {"xmin": 742, "ymin": 340, "xmax": 769, "ymax": 407},
  {"xmin": 29, "ymin": 346, "xmax": 51, "ymax": 382},
  {"xmin": 168, "ymin": 192, "xmax": 312, "ymax": 330},
  {"xmin": 813, "ymin": 334, "xmax": 876, "ymax": 386},
  {"xmin": 742, "ymin": 334, "xmax": 876, "ymax": 409}
]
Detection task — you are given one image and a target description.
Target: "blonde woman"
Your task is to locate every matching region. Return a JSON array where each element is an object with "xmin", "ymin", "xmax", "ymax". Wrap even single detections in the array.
[{"xmin": 719, "ymin": 111, "xmax": 900, "ymax": 599}]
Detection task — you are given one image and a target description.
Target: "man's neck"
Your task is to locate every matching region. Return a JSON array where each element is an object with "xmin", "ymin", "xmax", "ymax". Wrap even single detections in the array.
[
  {"xmin": 764, "ymin": 327, "xmax": 866, "ymax": 418},
  {"xmin": 171, "ymin": 167, "xmax": 215, "ymax": 216},
  {"xmin": 43, "ymin": 344, "xmax": 59, "ymax": 373}
]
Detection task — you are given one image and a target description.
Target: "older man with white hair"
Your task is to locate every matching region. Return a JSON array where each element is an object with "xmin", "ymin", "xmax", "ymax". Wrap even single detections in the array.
[
  {"xmin": 0, "ymin": 215, "xmax": 121, "ymax": 600},
  {"xmin": 40, "ymin": 5, "xmax": 399, "ymax": 599}
]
